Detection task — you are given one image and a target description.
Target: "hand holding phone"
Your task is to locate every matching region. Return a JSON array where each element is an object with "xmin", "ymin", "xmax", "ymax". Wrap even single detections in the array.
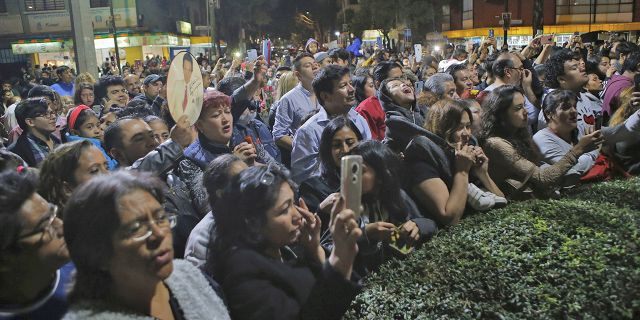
[{"xmin": 340, "ymin": 155, "xmax": 363, "ymax": 219}]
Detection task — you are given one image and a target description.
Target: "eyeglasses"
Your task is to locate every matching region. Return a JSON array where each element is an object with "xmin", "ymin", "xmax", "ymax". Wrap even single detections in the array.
[
  {"xmin": 509, "ymin": 66, "xmax": 525, "ymax": 72},
  {"xmin": 239, "ymin": 163, "xmax": 275, "ymax": 192},
  {"xmin": 18, "ymin": 204, "xmax": 59, "ymax": 242},
  {"xmin": 120, "ymin": 212, "xmax": 177, "ymax": 242},
  {"xmin": 35, "ymin": 110, "xmax": 57, "ymax": 119}
]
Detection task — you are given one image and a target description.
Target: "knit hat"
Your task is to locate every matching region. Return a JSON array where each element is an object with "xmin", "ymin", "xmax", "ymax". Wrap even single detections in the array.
[{"xmin": 314, "ymin": 52, "xmax": 329, "ymax": 63}]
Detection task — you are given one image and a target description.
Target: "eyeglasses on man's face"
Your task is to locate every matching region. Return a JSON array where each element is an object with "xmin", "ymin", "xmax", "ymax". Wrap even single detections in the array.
[{"xmin": 35, "ymin": 109, "xmax": 57, "ymax": 119}]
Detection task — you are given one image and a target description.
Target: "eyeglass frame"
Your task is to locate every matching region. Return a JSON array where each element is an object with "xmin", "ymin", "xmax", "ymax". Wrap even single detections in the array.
[
  {"xmin": 17, "ymin": 203, "xmax": 59, "ymax": 243},
  {"xmin": 507, "ymin": 66, "xmax": 525, "ymax": 73},
  {"xmin": 239, "ymin": 162, "xmax": 276, "ymax": 192},
  {"xmin": 34, "ymin": 109, "xmax": 58, "ymax": 119},
  {"xmin": 119, "ymin": 211, "xmax": 178, "ymax": 242}
]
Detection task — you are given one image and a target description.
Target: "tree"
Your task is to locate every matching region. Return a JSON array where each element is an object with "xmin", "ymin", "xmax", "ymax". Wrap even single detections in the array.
[
  {"xmin": 348, "ymin": 0, "xmax": 446, "ymax": 47},
  {"xmin": 216, "ymin": 0, "xmax": 292, "ymax": 50},
  {"xmin": 350, "ymin": 0, "xmax": 398, "ymax": 49}
]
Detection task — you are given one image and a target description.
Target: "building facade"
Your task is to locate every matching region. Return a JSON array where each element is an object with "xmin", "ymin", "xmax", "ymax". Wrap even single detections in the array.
[
  {"xmin": 439, "ymin": 0, "xmax": 640, "ymax": 47},
  {"xmin": 0, "ymin": 0, "xmax": 210, "ymax": 72}
]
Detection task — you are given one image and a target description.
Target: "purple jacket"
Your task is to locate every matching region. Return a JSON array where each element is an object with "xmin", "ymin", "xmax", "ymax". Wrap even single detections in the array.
[{"xmin": 602, "ymin": 74, "xmax": 633, "ymax": 117}]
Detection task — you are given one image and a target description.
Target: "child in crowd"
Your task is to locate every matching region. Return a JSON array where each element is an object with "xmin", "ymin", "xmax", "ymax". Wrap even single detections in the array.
[{"xmin": 65, "ymin": 105, "xmax": 117, "ymax": 170}]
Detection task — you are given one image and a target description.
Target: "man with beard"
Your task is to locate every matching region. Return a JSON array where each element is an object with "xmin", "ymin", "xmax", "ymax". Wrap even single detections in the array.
[
  {"xmin": 124, "ymin": 74, "xmax": 142, "ymax": 100},
  {"xmin": 290, "ymin": 65, "xmax": 372, "ymax": 183}
]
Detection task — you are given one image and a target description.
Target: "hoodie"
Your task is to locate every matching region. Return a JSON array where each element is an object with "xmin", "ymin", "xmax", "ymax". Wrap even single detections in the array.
[
  {"xmin": 377, "ymin": 78, "xmax": 425, "ymax": 151},
  {"xmin": 602, "ymin": 74, "xmax": 633, "ymax": 117},
  {"xmin": 305, "ymin": 38, "xmax": 319, "ymax": 53}
]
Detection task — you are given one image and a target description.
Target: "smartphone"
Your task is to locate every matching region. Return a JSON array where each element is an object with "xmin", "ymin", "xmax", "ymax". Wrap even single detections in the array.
[
  {"xmin": 488, "ymin": 29, "xmax": 495, "ymax": 38},
  {"xmin": 595, "ymin": 113, "xmax": 603, "ymax": 130},
  {"xmin": 540, "ymin": 35, "xmax": 553, "ymax": 45},
  {"xmin": 340, "ymin": 155, "xmax": 363, "ymax": 219},
  {"xmin": 415, "ymin": 81, "xmax": 424, "ymax": 95}
]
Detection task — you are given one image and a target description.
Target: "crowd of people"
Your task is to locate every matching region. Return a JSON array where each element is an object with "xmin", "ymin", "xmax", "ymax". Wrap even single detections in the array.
[{"xmin": 1, "ymin": 32, "xmax": 640, "ymax": 319}]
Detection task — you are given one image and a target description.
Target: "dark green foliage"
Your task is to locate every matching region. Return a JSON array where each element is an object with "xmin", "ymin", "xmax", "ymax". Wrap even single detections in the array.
[{"xmin": 346, "ymin": 178, "xmax": 640, "ymax": 319}]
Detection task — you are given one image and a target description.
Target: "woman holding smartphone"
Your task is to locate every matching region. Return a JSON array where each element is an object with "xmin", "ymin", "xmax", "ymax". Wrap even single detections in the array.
[
  {"xmin": 343, "ymin": 141, "xmax": 437, "ymax": 276},
  {"xmin": 209, "ymin": 165, "xmax": 362, "ymax": 320}
]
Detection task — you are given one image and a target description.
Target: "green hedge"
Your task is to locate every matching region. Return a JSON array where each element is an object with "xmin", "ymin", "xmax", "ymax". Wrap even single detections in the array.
[{"xmin": 346, "ymin": 178, "xmax": 640, "ymax": 319}]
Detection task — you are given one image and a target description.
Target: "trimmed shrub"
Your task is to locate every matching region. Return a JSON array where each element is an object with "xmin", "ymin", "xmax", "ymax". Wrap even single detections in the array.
[{"xmin": 346, "ymin": 178, "xmax": 640, "ymax": 319}]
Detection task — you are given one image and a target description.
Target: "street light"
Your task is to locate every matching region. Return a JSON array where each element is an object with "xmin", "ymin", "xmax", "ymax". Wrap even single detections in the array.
[
  {"xmin": 335, "ymin": 31, "xmax": 340, "ymax": 37},
  {"xmin": 434, "ymin": 45, "xmax": 441, "ymax": 52}
]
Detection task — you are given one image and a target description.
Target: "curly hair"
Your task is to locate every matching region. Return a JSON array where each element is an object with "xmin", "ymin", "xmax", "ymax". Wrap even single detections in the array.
[
  {"xmin": 544, "ymin": 49, "xmax": 581, "ymax": 89},
  {"xmin": 73, "ymin": 82, "xmax": 95, "ymax": 106},
  {"xmin": 38, "ymin": 140, "xmax": 95, "ymax": 210},
  {"xmin": 479, "ymin": 85, "xmax": 542, "ymax": 163}
]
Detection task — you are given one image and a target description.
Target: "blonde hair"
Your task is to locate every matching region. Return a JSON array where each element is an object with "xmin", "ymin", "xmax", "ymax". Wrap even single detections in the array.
[
  {"xmin": 275, "ymin": 71, "xmax": 299, "ymax": 101},
  {"xmin": 609, "ymin": 87, "xmax": 638, "ymax": 126},
  {"xmin": 74, "ymin": 72, "xmax": 97, "ymax": 87}
]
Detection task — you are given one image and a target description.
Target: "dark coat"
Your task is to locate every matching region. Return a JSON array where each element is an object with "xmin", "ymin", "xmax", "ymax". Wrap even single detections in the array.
[
  {"xmin": 8, "ymin": 133, "xmax": 60, "ymax": 167},
  {"xmin": 214, "ymin": 247, "xmax": 360, "ymax": 320}
]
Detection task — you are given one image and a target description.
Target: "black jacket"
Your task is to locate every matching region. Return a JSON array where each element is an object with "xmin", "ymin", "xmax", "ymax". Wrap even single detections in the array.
[
  {"xmin": 8, "ymin": 133, "xmax": 60, "ymax": 167},
  {"xmin": 214, "ymin": 247, "xmax": 360, "ymax": 320}
]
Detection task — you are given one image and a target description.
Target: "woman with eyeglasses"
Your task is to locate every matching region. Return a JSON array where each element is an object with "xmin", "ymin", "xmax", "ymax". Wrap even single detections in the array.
[
  {"xmin": 209, "ymin": 165, "xmax": 362, "ymax": 320},
  {"xmin": 0, "ymin": 170, "xmax": 73, "ymax": 319},
  {"xmin": 62, "ymin": 171, "xmax": 230, "ymax": 320}
]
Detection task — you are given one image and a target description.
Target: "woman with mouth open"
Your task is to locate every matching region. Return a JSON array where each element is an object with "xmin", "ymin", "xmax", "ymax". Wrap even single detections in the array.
[
  {"xmin": 208, "ymin": 165, "xmax": 362, "ymax": 320},
  {"xmin": 62, "ymin": 171, "xmax": 230, "ymax": 320},
  {"xmin": 175, "ymin": 89, "xmax": 257, "ymax": 218}
]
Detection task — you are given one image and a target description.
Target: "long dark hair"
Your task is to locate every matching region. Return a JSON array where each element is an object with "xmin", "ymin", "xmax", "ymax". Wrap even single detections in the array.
[
  {"xmin": 479, "ymin": 85, "xmax": 542, "ymax": 163},
  {"xmin": 352, "ymin": 74, "xmax": 372, "ymax": 105},
  {"xmin": 209, "ymin": 165, "xmax": 294, "ymax": 276},
  {"xmin": 63, "ymin": 171, "xmax": 165, "ymax": 302},
  {"xmin": 318, "ymin": 116, "xmax": 364, "ymax": 187},
  {"xmin": 349, "ymin": 141, "xmax": 406, "ymax": 220}
]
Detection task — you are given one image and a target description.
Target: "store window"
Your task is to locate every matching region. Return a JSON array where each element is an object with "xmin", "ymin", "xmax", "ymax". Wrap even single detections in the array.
[
  {"xmin": 90, "ymin": 0, "xmax": 110, "ymax": 8},
  {"xmin": 25, "ymin": 0, "xmax": 65, "ymax": 11},
  {"xmin": 556, "ymin": 0, "xmax": 633, "ymax": 23},
  {"xmin": 462, "ymin": 0, "xmax": 473, "ymax": 30},
  {"xmin": 0, "ymin": 0, "xmax": 7, "ymax": 13},
  {"xmin": 442, "ymin": 4, "xmax": 450, "ymax": 31}
]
